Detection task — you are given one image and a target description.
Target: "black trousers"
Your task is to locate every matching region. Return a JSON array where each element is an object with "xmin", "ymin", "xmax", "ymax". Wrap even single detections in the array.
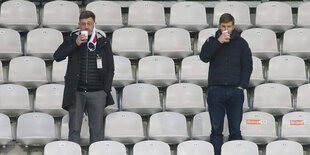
[{"xmin": 68, "ymin": 90, "xmax": 107, "ymax": 145}]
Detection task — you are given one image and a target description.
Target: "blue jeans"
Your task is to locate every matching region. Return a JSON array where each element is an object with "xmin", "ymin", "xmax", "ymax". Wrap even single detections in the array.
[{"xmin": 207, "ymin": 86, "xmax": 244, "ymax": 155}]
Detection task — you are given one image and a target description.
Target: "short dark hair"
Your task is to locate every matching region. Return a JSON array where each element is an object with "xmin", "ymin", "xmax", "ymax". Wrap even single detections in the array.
[
  {"xmin": 219, "ymin": 13, "xmax": 235, "ymax": 25},
  {"xmin": 79, "ymin": 10, "xmax": 95, "ymax": 21}
]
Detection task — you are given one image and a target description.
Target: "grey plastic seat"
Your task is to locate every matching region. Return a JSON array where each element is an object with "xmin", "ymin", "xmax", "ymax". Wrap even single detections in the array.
[
  {"xmin": 180, "ymin": 55, "xmax": 209, "ymax": 87},
  {"xmin": 265, "ymin": 140, "xmax": 303, "ymax": 155},
  {"xmin": 104, "ymin": 87, "xmax": 119, "ymax": 115},
  {"xmin": 52, "ymin": 57, "xmax": 68, "ymax": 84},
  {"xmin": 128, "ymin": 1, "xmax": 166, "ymax": 31},
  {"xmin": 221, "ymin": 140, "xmax": 259, "ymax": 155},
  {"xmin": 253, "ymin": 83, "xmax": 293, "ymax": 116},
  {"xmin": 282, "ymin": 28, "xmax": 310, "ymax": 59},
  {"xmin": 88, "ymin": 140, "xmax": 126, "ymax": 155},
  {"xmin": 169, "ymin": 2, "xmax": 208, "ymax": 31},
  {"xmin": 44, "ymin": 141, "xmax": 82, "ymax": 155},
  {"xmin": 105, "ymin": 111, "xmax": 145, "ymax": 144},
  {"xmin": 0, "ymin": 84, "xmax": 30, "ymax": 117},
  {"xmin": 177, "ymin": 140, "xmax": 214, "ymax": 155},
  {"xmin": 268, "ymin": 55, "xmax": 307, "ymax": 87},
  {"xmin": 255, "ymin": 2, "xmax": 294, "ymax": 32},
  {"xmin": 122, "ymin": 83, "xmax": 161, "ymax": 116},
  {"xmin": 0, "ymin": 113, "xmax": 12, "ymax": 146},
  {"xmin": 26, "ymin": 28, "xmax": 63, "ymax": 60},
  {"xmin": 153, "ymin": 28, "xmax": 192, "ymax": 58},
  {"xmin": 241, "ymin": 111, "xmax": 277, "ymax": 144},
  {"xmin": 86, "ymin": 1, "xmax": 123, "ymax": 32},
  {"xmin": 297, "ymin": 2, "xmax": 310, "ymax": 28},
  {"xmin": 133, "ymin": 140, "xmax": 171, "ymax": 155},
  {"xmin": 296, "ymin": 84, "xmax": 310, "ymax": 112},
  {"xmin": 250, "ymin": 56, "xmax": 264, "ymax": 86},
  {"xmin": 42, "ymin": 1, "xmax": 79, "ymax": 31},
  {"xmin": 60, "ymin": 114, "xmax": 90, "ymax": 146},
  {"xmin": 281, "ymin": 112, "xmax": 310, "ymax": 144},
  {"xmin": 0, "ymin": 28, "xmax": 22, "ymax": 60},
  {"xmin": 17, "ymin": 112, "xmax": 56, "ymax": 146},
  {"xmin": 149, "ymin": 112, "xmax": 189, "ymax": 144},
  {"xmin": 9, "ymin": 56, "xmax": 48, "ymax": 88},
  {"xmin": 0, "ymin": 0, "xmax": 38, "ymax": 31},
  {"xmin": 213, "ymin": 2, "xmax": 252, "ymax": 30},
  {"xmin": 34, "ymin": 84, "xmax": 67, "ymax": 117},
  {"xmin": 112, "ymin": 28, "xmax": 150, "ymax": 59},
  {"xmin": 0, "ymin": 60, "xmax": 3, "ymax": 83},
  {"xmin": 241, "ymin": 28, "xmax": 278, "ymax": 60},
  {"xmin": 165, "ymin": 83, "xmax": 205, "ymax": 115},
  {"xmin": 197, "ymin": 28, "xmax": 217, "ymax": 54},
  {"xmin": 138, "ymin": 56, "xmax": 177, "ymax": 87},
  {"xmin": 113, "ymin": 55, "xmax": 135, "ymax": 87},
  {"xmin": 191, "ymin": 112, "xmax": 211, "ymax": 141}
]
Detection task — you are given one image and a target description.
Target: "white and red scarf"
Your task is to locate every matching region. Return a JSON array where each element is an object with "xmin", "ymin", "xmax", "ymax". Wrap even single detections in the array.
[{"xmin": 87, "ymin": 24, "xmax": 97, "ymax": 52}]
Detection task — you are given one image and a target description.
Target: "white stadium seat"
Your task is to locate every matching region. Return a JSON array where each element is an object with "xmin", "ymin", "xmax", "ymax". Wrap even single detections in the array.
[
  {"xmin": 105, "ymin": 111, "xmax": 145, "ymax": 144},
  {"xmin": 138, "ymin": 56, "xmax": 177, "ymax": 87},
  {"xmin": 281, "ymin": 112, "xmax": 310, "ymax": 144},
  {"xmin": 113, "ymin": 56, "xmax": 135, "ymax": 87},
  {"xmin": 0, "ymin": 113, "xmax": 12, "ymax": 146},
  {"xmin": 52, "ymin": 57, "xmax": 68, "ymax": 84},
  {"xmin": 9, "ymin": 56, "xmax": 48, "ymax": 88},
  {"xmin": 0, "ymin": 60, "xmax": 3, "ymax": 83},
  {"xmin": 241, "ymin": 28, "xmax": 278, "ymax": 60},
  {"xmin": 177, "ymin": 140, "xmax": 214, "ymax": 155},
  {"xmin": 44, "ymin": 141, "xmax": 82, "ymax": 155},
  {"xmin": 149, "ymin": 112, "xmax": 189, "ymax": 144},
  {"xmin": 122, "ymin": 83, "xmax": 161, "ymax": 116},
  {"xmin": 221, "ymin": 140, "xmax": 259, "ymax": 155},
  {"xmin": 86, "ymin": 1, "xmax": 123, "ymax": 32},
  {"xmin": 104, "ymin": 87, "xmax": 119, "ymax": 115},
  {"xmin": 265, "ymin": 140, "xmax": 303, "ymax": 155},
  {"xmin": 297, "ymin": 2, "xmax": 310, "ymax": 28},
  {"xmin": 34, "ymin": 84, "xmax": 67, "ymax": 117},
  {"xmin": 165, "ymin": 83, "xmax": 205, "ymax": 115},
  {"xmin": 256, "ymin": 2, "xmax": 294, "ymax": 32},
  {"xmin": 283, "ymin": 28, "xmax": 310, "ymax": 59},
  {"xmin": 0, "ymin": 0, "xmax": 38, "ymax": 31},
  {"xmin": 42, "ymin": 1, "xmax": 79, "ymax": 31},
  {"xmin": 253, "ymin": 83, "xmax": 292, "ymax": 116},
  {"xmin": 60, "ymin": 114, "xmax": 90, "ymax": 146},
  {"xmin": 0, "ymin": 28, "xmax": 22, "ymax": 60},
  {"xmin": 26, "ymin": 28, "xmax": 63, "ymax": 60},
  {"xmin": 88, "ymin": 141, "xmax": 126, "ymax": 155},
  {"xmin": 128, "ymin": 1, "xmax": 166, "ymax": 31},
  {"xmin": 153, "ymin": 28, "xmax": 192, "ymax": 58},
  {"xmin": 0, "ymin": 84, "xmax": 30, "ymax": 117},
  {"xmin": 197, "ymin": 28, "xmax": 217, "ymax": 54},
  {"xmin": 213, "ymin": 2, "xmax": 252, "ymax": 30},
  {"xmin": 180, "ymin": 55, "xmax": 209, "ymax": 87},
  {"xmin": 191, "ymin": 112, "xmax": 211, "ymax": 141},
  {"xmin": 17, "ymin": 112, "xmax": 56, "ymax": 146},
  {"xmin": 169, "ymin": 2, "xmax": 208, "ymax": 31},
  {"xmin": 250, "ymin": 56, "xmax": 264, "ymax": 86},
  {"xmin": 296, "ymin": 84, "xmax": 310, "ymax": 112},
  {"xmin": 241, "ymin": 111, "xmax": 277, "ymax": 144},
  {"xmin": 112, "ymin": 28, "xmax": 150, "ymax": 59},
  {"xmin": 133, "ymin": 140, "xmax": 171, "ymax": 155},
  {"xmin": 268, "ymin": 55, "xmax": 307, "ymax": 87}
]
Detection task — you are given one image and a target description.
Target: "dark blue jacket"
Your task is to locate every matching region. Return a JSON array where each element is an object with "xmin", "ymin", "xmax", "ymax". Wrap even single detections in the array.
[{"xmin": 200, "ymin": 29, "xmax": 253, "ymax": 89}]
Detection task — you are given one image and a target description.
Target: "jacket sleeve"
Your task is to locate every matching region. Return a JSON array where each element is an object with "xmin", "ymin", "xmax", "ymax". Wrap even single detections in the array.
[
  {"xmin": 240, "ymin": 40, "xmax": 253, "ymax": 89},
  {"xmin": 199, "ymin": 37, "xmax": 223, "ymax": 63},
  {"xmin": 53, "ymin": 36, "xmax": 78, "ymax": 62},
  {"xmin": 103, "ymin": 40, "xmax": 115, "ymax": 93}
]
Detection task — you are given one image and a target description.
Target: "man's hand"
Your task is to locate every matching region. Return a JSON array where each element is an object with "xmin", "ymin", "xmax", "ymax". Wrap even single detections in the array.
[
  {"xmin": 237, "ymin": 86, "xmax": 244, "ymax": 90},
  {"xmin": 76, "ymin": 34, "xmax": 87, "ymax": 46},
  {"xmin": 218, "ymin": 32, "xmax": 230, "ymax": 44}
]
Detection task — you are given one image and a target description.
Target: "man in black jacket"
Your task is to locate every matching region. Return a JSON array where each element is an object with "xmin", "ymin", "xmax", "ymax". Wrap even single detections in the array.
[
  {"xmin": 54, "ymin": 11, "xmax": 114, "ymax": 145},
  {"xmin": 200, "ymin": 13, "xmax": 252, "ymax": 155}
]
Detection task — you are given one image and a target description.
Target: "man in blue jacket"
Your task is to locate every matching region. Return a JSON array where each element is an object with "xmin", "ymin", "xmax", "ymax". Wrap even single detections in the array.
[{"xmin": 200, "ymin": 13, "xmax": 253, "ymax": 155}]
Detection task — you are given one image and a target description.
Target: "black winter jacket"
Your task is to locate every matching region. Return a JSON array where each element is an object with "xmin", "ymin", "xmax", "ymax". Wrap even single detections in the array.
[
  {"xmin": 54, "ymin": 30, "xmax": 115, "ymax": 110},
  {"xmin": 200, "ymin": 29, "xmax": 253, "ymax": 89}
]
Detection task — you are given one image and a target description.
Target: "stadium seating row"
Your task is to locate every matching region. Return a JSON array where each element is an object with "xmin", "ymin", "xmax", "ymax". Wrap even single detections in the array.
[{"xmin": 0, "ymin": 1, "xmax": 309, "ymax": 32}]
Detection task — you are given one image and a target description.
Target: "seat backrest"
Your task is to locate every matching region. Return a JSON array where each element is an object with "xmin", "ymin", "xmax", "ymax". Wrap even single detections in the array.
[
  {"xmin": 133, "ymin": 140, "xmax": 171, "ymax": 155},
  {"xmin": 0, "ymin": 28, "xmax": 22, "ymax": 59},
  {"xmin": 197, "ymin": 28, "xmax": 217, "ymax": 53},
  {"xmin": 113, "ymin": 55, "xmax": 133, "ymax": 79},
  {"xmin": 296, "ymin": 84, "xmax": 310, "ymax": 110},
  {"xmin": 256, "ymin": 2, "xmax": 293, "ymax": 25},
  {"xmin": 241, "ymin": 111, "xmax": 276, "ymax": 136},
  {"xmin": 192, "ymin": 112, "xmax": 211, "ymax": 139},
  {"xmin": 35, "ymin": 84, "xmax": 64, "ymax": 111},
  {"xmin": 297, "ymin": 2, "xmax": 310, "ymax": 27},
  {"xmin": 138, "ymin": 56, "xmax": 176, "ymax": 79},
  {"xmin": 221, "ymin": 140, "xmax": 259, "ymax": 155},
  {"xmin": 0, "ymin": 84, "xmax": 29, "ymax": 114},
  {"xmin": 283, "ymin": 28, "xmax": 310, "ymax": 53},
  {"xmin": 265, "ymin": 140, "xmax": 303, "ymax": 155},
  {"xmin": 0, "ymin": 113, "xmax": 12, "ymax": 140},
  {"xmin": 177, "ymin": 140, "xmax": 214, "ymax": 155},
  {"xmin": 52, "ymin": 58, "xmax": 68, "ymax": 83},
  {"xmin": 251, "ymin": 56, "xmax": 264, "ymax": 80},
  {"xmin": 181, "ymin": 55, "xmax": 209, "ymax": 79},
  {"xmin": 89, "ymin": 141, "xmax": 126, "ymax": 155},
  {"xmin": 44, "ymin": 141, "xmax": 82, "ymax": 155},
  {"xmin": 281, "ymin": 112, "xmax": 310, "ymax": 137},
  {"xmin": 43, "ymin": 1, "xmax": 79, "ymax": 25}
]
